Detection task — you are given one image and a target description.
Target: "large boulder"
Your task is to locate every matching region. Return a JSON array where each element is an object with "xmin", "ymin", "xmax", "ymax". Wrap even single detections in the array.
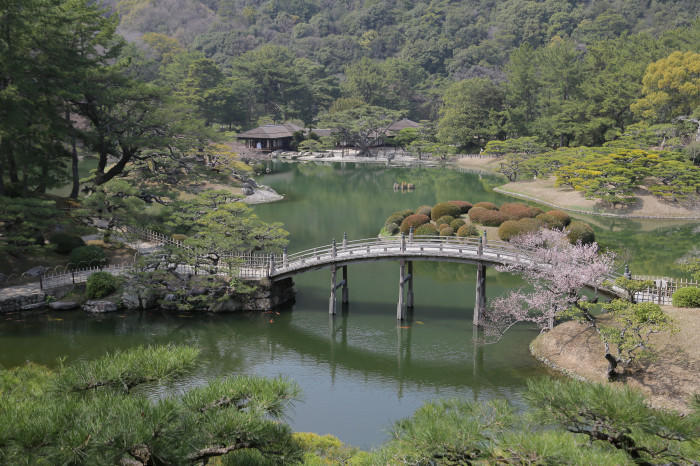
[
  {"xmin": 83, "ymin": 300, "xmax": 117, "ymax": 313},
  {"xmin": 49, "ymin": 301, "xmax": 79, "ymax": 311}
]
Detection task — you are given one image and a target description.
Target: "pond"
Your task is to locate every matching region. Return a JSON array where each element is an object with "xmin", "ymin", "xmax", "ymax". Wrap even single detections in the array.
[{"xmin": 1, "ymin": 161, "xmax": 696, "ymax": 449}]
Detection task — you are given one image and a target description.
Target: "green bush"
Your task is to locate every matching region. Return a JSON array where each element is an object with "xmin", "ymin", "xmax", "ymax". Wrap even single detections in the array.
[
  {"xmin": 385, "ymin": 222, "xmax": 400, "ymax": 235},
  {"xmin": 49, "ymin": 233, "xmax": 85, "ymax": 254},
  {"xmin": 172, "ymin": 234, "xmax": 187, "ymax": 242},
  {"xmin": 385, "ymin": 213, "xmax": 405, "ymax": 226},
  {"xmin": 391, "ymin": 209, "xmax": 414, "ymax": 219},
  {"xmin": 86, "ymin": 271, "xmax": 118, "ymax": 299},
  {"xmin": 448, "ymin": 200, "xmax": 472, "ymax": 213},
  {"xmin": 415, "ymin": 205, "xmax": 433, "ymax": 217},
  {"xmin": 566, "ymin": 221, "xmax": 595, "ymax": 245},
  {"xmin": 450, "ymin": 219, "xmax": 466, "ymax": 230},
  {"xmin": 473, "ymin": 201, "xmax": 498, "ymax": 210},
  {"xmin": 430, "ymin": 202, "xmax": 461, "ymax": 220},
  {"xmin": 498, "ymin": 218, "xmax": 542, "ymax": 241},
  {"xmin": 436, "ymin": 215, "xmax": 455, "ymax": 226},
  {"xmin": 671, "ymin": 287, "xmax": 700, "ymax": 307},
  {"xmin": 469, "ymin": 207, "xmax": 509, "ymax": 226},
  {"xmin": 546, "ymin": 210, "xmax": 571, "ymax": 226},
  {"xmin": 399, "ymin": 214, "xmax": 430, "ymax": 234},
  {"xmin": 536, "ymin": 213, "xmax": 566, "ymax": 229},
  {"xmin": 439, "ymin": 226, "xmax": 455, "ymax": 236},
  {"xmin": 457, "ymin": 224, "xmax": 480, "ymax": 237},
  {"xmin": 500, "ymin": 202, "xmax": 542, "ymax": 220},
  {"xmin": 414, "ymin": 224, "xmax": 438, "ymax": 236},
  {"xmin": 69, "ymin": 245, "xmax": 107, "ymax": 268}
]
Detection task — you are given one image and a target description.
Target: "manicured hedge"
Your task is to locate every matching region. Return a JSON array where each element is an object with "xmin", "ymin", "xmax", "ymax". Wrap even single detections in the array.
[
  {"xmin": 450, "ymin": 219, "xmax": 466, "ymax": 230},
  {"xmin": 399, "ymin": 214, "xmax": 430, "ymax": 234},
  {"xmin": 536, "ymin": 213, "xmax": 565, "ymax": 229},
  {"xmin": 546, "ymin": 210, "xmax": 571, "ymax": 226},
  {"xmin": 172, "ymin": 234, "xmax": 188, "ymax": 242},
  {"xmin": 672, "ymin": 287, "xmax": 700, "ymax": 307},
  {"xmin": 448, "ymin": 201, "xmax": 473, "ymax": 213},
  {"xmin": 86, "ymin": 271, "xmax": 118, "ymax": 299},
  {"xmin": 391, "ymin": 209, "xmax": 414, "ymax": 220},
  {"xmin": 49, "ymin": 233, "xmax": 85, "ymax": 254},
  {"xmin": 500, "ymin": 202, "xmax": 542, "ymax": 220},
  {"xmin": 469, "ymin": 207, "xmax": 509, "ymax": 226},
  {"xmin": 414, "ymin": 223, "xmax": 438, "ymax": 236},
  {"xmin": 69, "ymin": 245, "xmax": 107, "ymax": 268},
  {"xmin": 436, "ymin": 215, "xmax": 455, "ymax": 226},
  {"xmin": 473, "ymin": 201, "xmax": 498, "ymax": 210},
  {"xmin": 457, "ymin": 224, "xmax": 480, "ymax": 237},
  {"xmin": 415, "ymin": 205, "xmax": 433, "ymax": 217},
  {"xmin": 566, "ymin": 221, "xmax": 595, "ymax": 245},
  {"xmin": 431, "ymin": 202, "xmax": 461, "ymax": 220},
  {"xmin": 498, "ymin": 218, "xmax": 542, "ymax": 241},
  {"xmin": 385, "ymin": 213, "xmax": 405, "ymax": 226},
  {"xmin": 439, "ymin": 226, "xmax": 455, "ymax": 236},
  {"xmin": 385, "ymin": 222, "xmax": 400, "ymax": 235}
]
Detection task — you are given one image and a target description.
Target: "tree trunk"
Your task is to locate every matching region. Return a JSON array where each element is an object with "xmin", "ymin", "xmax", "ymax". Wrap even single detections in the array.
[
  {"xmin": 70, "ymin": 135, "xmax": 80, "ymax": 198},
  {"xmin": 605, "ymin": 353, "xmax": 618, "ymax": 380},
  {"xmin": 7, "ymin": 150, "xmax": 18, "ymax": 183},
  {"xmin": 0, "ymin": 155, "xmax": 4, "ymax": 196}
]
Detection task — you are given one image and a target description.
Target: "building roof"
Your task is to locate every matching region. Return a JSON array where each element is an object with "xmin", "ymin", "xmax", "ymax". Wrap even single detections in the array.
[
  {"xmin": 237, "ymin": 123, "xmax": 303, "ymax": 139},
  {"xmin": 308, "ymin": 128, "xmax": 332, "ymax": 138},
  {"xmin": 387, "ymin": 119, "xmax": 421, "ymax": 132}
]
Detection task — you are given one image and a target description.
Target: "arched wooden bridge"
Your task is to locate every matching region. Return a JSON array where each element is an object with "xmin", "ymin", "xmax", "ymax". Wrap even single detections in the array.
[{"xmin": 236, "ymin": 232, "xmax": 624, "ymax": 322}]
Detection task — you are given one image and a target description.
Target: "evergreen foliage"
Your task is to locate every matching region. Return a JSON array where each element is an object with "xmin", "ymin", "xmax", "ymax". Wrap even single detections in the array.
[
  {"xmin": 672, "ymin": 287, "xmax": 700, "ymax": 307},
  {"xmin": 0, "ymin": 345, "xmax": 302, "ymax": 464},
  {"xmin": 85, "ymin": 272, "xmax": 118, "ymax": 299}
]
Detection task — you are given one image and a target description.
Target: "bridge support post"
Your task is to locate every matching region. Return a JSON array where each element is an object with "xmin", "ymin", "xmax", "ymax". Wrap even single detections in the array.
[
  {"xmin": 407, "ymin": 261, "xmax": 414, "ymax": 308},
  {"xmin": 397, "ymin": 259, "xmax": 406, "ymax": 320},
  {"xmin": 474, "ymin": 263, "xmax": 486, "ymax": 327},
  {"xmin": 329, "ymin": 265, "xmax": 337, "ymax": 315},
  {"xmin": 342, "ymin": 265, "xmax": 349, "ymax": 304}
]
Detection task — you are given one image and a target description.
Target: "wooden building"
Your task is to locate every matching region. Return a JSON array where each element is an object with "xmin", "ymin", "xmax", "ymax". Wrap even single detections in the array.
[{"xmin": 236, "ymin": 123, "xmax": 303, "ymax": 151}]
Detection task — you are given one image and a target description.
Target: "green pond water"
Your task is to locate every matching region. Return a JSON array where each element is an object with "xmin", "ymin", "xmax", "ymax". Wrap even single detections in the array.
[{"xmin": 1, "ymin": 161, "xmax": 697, "ymax": 448}]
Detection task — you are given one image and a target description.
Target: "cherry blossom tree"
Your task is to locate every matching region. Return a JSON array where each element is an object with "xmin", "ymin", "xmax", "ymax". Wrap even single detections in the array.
[{"xmin": 482, "ymin": 230, "xmax": 619, "ymax": 371}]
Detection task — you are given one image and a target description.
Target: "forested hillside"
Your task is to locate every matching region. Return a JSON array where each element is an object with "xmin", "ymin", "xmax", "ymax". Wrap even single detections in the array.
[{"xmin": 103, "ymin": 0, "xmax": 700, "ymax": 147}]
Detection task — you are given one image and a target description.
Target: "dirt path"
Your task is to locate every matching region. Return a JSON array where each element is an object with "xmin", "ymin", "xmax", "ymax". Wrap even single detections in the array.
[
  {"xmin": 530, "ymin": 306, "xmax": 700, "ymax": 413},
  {"xmin": 497, "ymin": 178, "xmax": 700, "ymax": 219}
]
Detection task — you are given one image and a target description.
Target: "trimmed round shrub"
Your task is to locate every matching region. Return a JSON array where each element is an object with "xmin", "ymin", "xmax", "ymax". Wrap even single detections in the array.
[
  {"xmin": 391, "ymin": 209, "xmax": 414, "ymax": 219},
  {"xmin": 437, "ymin": 223, "xmax": 449, "ymax": 230},
  {"xmin": 436, "ymin": 215, "xmax": 455, "ymax": 226},
  {"xmin": 469, "ymin": 207, "xmax": 509, "ymax": 226},
  {"xmin": 499, "ymin": 202, "xmax": 542, "ymax": 220},
  {"xmin": 672, "ymin": 287, "xmax": 700, "ymax": 307},
  {"xmin": 399, "ymin": 214, "xmax": 430, "ymax": 234},
  {"xmin": 498, "ymin": 218, "xmax": 542, "ymax": 241},
  {"xmin": 415, "ymin": 205, "xmax": 433, "ymax": 217},
  {"xmin": 49, "ymin": 233, "xmax": 85, "ymax": 254},
  {"xmin": 172, "ymin": 234, "xmax": 187, "ymax": 242},
  {"xmin": 69, "ymin": 245, "xmax": 107, "ymax": 268},
  {"xmin": 385, "ymin": 213, "xmax": 405, "ymax": 226},
  {"xmin": 385, "ymin": 222, "xmax": 400, "ymax": 235},
  {"xmin": 450, "ymin": 219, "xmax": 466, "ymax": 230},
  {"xmin": 414, "ymin": 223, "xmax": 438, "ymax": 236},
  {"xmin": 473, "ymin": 201, "xmax": 498, "ymax": 210},
  {"xmin": 566, "ymin": 221, "xmax": 595, "ymax": 245},
  {"xmin": 431, "ymin": 202, "xmax": 461, "ymax": 220},
  {"xmin": 457, "ymin": 224, "xmax": 480, "ymax": 237},
  {"xmin": 546, "ymin": 210, "xmax": 571, "ymax": 227},
  {"xmin": 439, "ymin": 226, "xmax": 455, "ymax": 236},
  {"xmin": 536, "ymin": 213, "xmax": 566, "ymax": 229},
  {"xmin": 448, "ymin": 201, "xmax": 473, "ymax": 213},
  {"xmin": 86, "ymin": 271, "xmax": 117, "ymax": 299}
]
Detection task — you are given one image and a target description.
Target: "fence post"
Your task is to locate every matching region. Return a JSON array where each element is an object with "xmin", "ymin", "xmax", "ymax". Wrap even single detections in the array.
[
  {"xmin": 343, "ymin": 232, "xmax": 347, "ymax": 249},
  {"xmin": 283, "ymin": 247, "xmax": 288, "ymax": 268},
  {"xmin": 624, "ymin": 264, "xmax": 631, "ymax": 279},
  {"xmin": 332, "ymin": 239, "xmax": 337, "ymax": 258},
  {"xmin": 409, "ymin": 226, "xmax": 414, "ymax": 243},
  {"xmin": 401, "ymin": 232, "xmax": 406, "ymax": 252}
]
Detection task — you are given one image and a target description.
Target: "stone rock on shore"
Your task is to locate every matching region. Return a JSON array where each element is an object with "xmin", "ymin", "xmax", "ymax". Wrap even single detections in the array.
[
  {"xmin": 49, "ymin": 301, "xmax": 79, "ymax": 310},
  {"xmin": 83, "ymin": 300, "xmax": 118, "ymax": 313}
]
